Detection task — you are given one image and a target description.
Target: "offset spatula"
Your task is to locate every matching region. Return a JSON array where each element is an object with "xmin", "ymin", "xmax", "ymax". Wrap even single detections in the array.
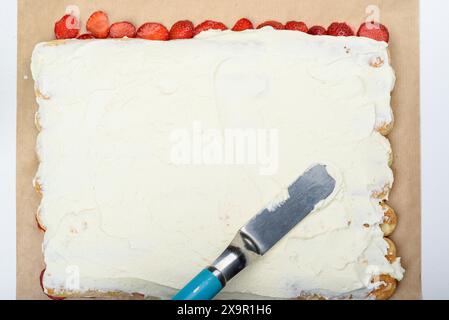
[{"xmin": 172, "ymin": 164, "xmax": 336, "ymax": 300}]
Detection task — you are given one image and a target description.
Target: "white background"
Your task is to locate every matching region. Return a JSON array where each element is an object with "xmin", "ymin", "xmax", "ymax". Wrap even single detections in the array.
[
  {"xmin": 0, "ymin": 0, "xmax": 17, "ymax": 301},
  {"xmin": 420, "ymin": 0, "xmax": 449, "ymax": 300},
  {"xmin": 1, "ymin": 0, "xmax": 448, "ymax": 299}
]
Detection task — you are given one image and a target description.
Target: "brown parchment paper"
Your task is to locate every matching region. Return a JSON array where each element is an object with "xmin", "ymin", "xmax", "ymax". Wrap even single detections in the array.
[{"xmin": 17, "ymin": 0, "xmax": 421, "ymax": 299}]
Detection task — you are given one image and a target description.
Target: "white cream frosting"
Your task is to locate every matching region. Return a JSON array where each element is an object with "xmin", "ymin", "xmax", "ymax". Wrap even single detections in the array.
[{"xmin": 31, "ymin": 28, "xmax": 403, "ymax": 299}]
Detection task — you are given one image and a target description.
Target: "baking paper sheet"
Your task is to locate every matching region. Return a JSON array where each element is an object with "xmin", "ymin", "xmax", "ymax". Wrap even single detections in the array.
[{"xmin": 16, "ymin": 0, "xmax": 421, "ymax": 299}]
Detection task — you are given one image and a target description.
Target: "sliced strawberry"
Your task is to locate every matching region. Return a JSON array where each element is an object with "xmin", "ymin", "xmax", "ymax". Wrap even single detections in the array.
[
  {"xmin": 285, "ymin": 21, "xmax": 308, "ymax": 33},
  {"xmin": 308, "ymin": 25, "xmax": 327, "ymax": 35},
  {"xmin": 39, "ymin": 269, "xmax": 65, "ymax": 300},
  {"xmin": 39, "ymin": 269, "xmax": 45, "ymax": 290},
  {"xmin": 357, "ymin": 22, "xmax": 390, "ymax": 43},
  {"xmin": 36, "ymin": 216, "xmax": 46, "ymax": 231},
  {"xmin": 257, "ymin": 20, "xmax": 284, "ymax": 30},
  {"xmin": 194, "ymin": 20, "xmax": 228, "ymax": 36},
  {"xmin": 109, "ymin": 21, "xmax": 136, "ymax": 38},
  {"xmin": 86, "ymin": 11, "xmax": 110, "ymax": 39},
  {"xmin": 54, "ymin": 14, "xmax": 80, "ymax": 39},
  {"xmin": 169, "ymin": 20, "xmax": 194, "ymax": 39},
  {"xmin": 327, "ymin": 22, "xmax": 354, "ymax": 37},
  {"xmin": 232, "ymin": 18, "xmax": 254, "ymax": 31},
  {"xmin": 77, "ymin": 33, "xmax": 95, "ymax": 39},
  {"xmin": 137, "ymin": 23, "xmax": 169, "ymax": 40}
]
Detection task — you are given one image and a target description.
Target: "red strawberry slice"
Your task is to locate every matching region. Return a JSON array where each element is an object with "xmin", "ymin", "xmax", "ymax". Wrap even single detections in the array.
[
  {"xmin": 86, "ymin": 11, "xmax": 110, "ymax": 39},
  {"xmin": 39, "ymin": 269, "xmax": 46, "ymax": 290},
  {"xmin": 109, "ymin": 21, "xmax": 136, "ymax": 38},
  {"xmin": 232, "ymin": 18, "xmax": 254, "ymax": 31},
  {"xmin": 257, "ymin": 20, "xmax": 284, "ymax": 30},
  {"xmin": 77, "ymin": 33, "xmax": 95, "ymax": 39},
  {"xmin": 36, "ymin": 216, "xmax": 46, "ymax": 231},
  {"xmin": 285, "ymin": 21, "xmax": 308, "ymax": 33},
  {"xmin": 357, "ymin": 22, "xmax": 390, "ymax": 43},
  {"xmin": 39, "ymin": 269, "xmax": 65, "ymax": 300},
  {"xmin": 327, "ymin": 22, "xmax": 354, "ymax": 37},
  {"xmin": 308, "ymin": 25, "xmax": 327, "ymax": 35},
  {"xmin": 137, "ymin": 23, "xmax": 169, "ymax": 40},
  {"xmin": 169, "ymin": 20, "xmax": 194, "ymax": 39},
  {"xmin": 194, "ymin": 20, "xmax": 228, "ymax": 36},
  {"xmin": 54, "ymin": 14, "xmax": 80, "ymax": 39}
]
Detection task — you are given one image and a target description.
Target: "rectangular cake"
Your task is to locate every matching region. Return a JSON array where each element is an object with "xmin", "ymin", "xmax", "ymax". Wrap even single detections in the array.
[{"xmin": 31, "ymin": 27, "xmax": 404, "ymax": 299}]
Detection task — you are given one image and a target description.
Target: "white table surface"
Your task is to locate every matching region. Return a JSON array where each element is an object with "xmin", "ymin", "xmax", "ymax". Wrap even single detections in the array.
[{"xmin": 1, "ymin": 0, "xmax": 448, "ymax": 300}]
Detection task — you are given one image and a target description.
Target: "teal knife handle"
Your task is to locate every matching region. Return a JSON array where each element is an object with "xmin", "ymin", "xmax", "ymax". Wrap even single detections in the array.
[{"xmin": 172, "ymin": 269, "xmax": 223, "ymax": 300}]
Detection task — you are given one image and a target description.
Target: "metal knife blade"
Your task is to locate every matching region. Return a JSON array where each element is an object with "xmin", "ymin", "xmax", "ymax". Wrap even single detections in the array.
[
  {"xmin": 240, "ymin": 164, "xmax": 336, "ymax": 255},
  {"xmin": 210, "ymin": 164, "xmax": 336, "ymax": 286}
]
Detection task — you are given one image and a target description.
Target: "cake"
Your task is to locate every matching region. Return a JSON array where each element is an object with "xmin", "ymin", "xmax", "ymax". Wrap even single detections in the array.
[{"xmin": 31, "ymin": 15, "xmax": 404, "ymax": 299}]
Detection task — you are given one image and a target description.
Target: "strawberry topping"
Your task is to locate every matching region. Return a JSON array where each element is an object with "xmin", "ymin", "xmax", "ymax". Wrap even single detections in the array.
[
  {"xmin": 86, "ymin": 11, "xmax": 110, "ymax": 38},
  {"xmin": 109, "ymin": 21, "xmax": 136, "ymax": 38},
  {"xmin": 308, "ymin": 25, "xmax": 327, "ymax": 35},
  {"xmin": 194, "ymin": 20, "xmax": 228, "ymax": 36},
  {"xmin": 257, "ymin": 20, "xmax": 284, "ymax": 30},
  {"xmin": 54, "ymin": 15, "xmax": 80, "ymax": 39},
  {"xmin": 357, "ymin": 22, "xmax": 390, "ymax": 43},
  {"xmin": 169, "ymin": 20, "xmax": 194, "ymax": 39},
  {"xmin": 137, "ymin": 22, "xmax": 169, "ymax": 40},
  {"xmin": 232, "ymin": 18, "xmax": 254, "ymax": 31},
  {"xmin": 36, "ymin": 216, "xmax": 46, "ymax": 231},
  {"xmin": 285, "ymin": 21, "xmax": 308, "ymax": 33},
  {"xmin": 55, "ymin": 13, "xmax": 391, "ymax": 45},
  {"xmin": 77, "ymin": 33, "xmax": 95, "ymax": 39},
  {"xmin": 327, "ymin": 22, "xmax": 354, "ymax": 37},
  {"xmin": 39, "ymin": 269, "xmax": 65, "ymax": 300}
]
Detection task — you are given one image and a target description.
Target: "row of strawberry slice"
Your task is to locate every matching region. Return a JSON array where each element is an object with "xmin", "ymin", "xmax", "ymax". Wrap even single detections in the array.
[{"xmin": 55, "ymin": 11, "xmax": 390, "ymax": 43}]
